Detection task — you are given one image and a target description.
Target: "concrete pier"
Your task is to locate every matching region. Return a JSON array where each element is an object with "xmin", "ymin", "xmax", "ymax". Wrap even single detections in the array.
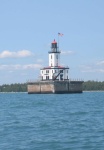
[{"xmin": 27, "ymin": 80, "xmax": 83, "ymax": 94}]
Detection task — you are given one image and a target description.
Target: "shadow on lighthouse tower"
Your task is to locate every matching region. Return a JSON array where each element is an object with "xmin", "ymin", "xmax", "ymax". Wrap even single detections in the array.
[{"xmin": 27, "ymin": 39, "xmax": 83, "ymax": 94}]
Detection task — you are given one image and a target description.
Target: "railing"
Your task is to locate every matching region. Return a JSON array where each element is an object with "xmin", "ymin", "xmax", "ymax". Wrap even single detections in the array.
[
  {"xmin": 69, "ymin": 78, "xmax": 84, "ymax": 82},
  {"xmin": 27, "ymin": 78, "xmax": 84, "ymax": 83},
  {"xmin": 48, "ymin": 50, "xmax": 61, "ymax": 53},
  {"xmin": 27, "ymin": 79, "xmax": 41, "ymax": 83}
]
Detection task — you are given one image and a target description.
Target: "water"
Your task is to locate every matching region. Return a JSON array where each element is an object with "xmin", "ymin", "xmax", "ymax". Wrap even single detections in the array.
[{"xmin": 0, "ymin": 92, "xmax": 104, "ymax": 150}]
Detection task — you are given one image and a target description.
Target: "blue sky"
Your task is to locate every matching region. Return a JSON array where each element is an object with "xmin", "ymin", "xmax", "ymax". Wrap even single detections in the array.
[{"xmin": 0, "ymin": 0, "xmax": 104, "ymax": 84}]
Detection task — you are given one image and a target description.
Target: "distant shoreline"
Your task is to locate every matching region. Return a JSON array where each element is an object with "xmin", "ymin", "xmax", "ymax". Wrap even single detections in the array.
[
  {"xmin": 83, "ymin": 90, "xmax": 104, "ymax": 92},
  {"xmin": 0, "ymin": 81, "xmax": 104, "ymax": 92},
  {"xmin": 0, "ymin": 91, "xmax": 104, "ymax": 93}
]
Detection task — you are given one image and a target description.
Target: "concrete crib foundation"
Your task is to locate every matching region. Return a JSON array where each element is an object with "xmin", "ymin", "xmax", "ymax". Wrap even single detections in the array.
[{"xmin": 27, "ymin": 80, "xmax": 83, "ymax": 94}]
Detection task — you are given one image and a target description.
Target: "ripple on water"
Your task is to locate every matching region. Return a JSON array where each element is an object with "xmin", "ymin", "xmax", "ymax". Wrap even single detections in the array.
[{"xmin": 0, "ymin": 92, "xmax": 104, "ymax": 150}]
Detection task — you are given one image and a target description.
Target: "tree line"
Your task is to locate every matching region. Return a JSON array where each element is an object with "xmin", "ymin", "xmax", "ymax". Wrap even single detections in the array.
[
  {"xmin": 0, "ymin": 83, "xmax": 27, "ymax": 92},
  {"xmin": 0, "ymin": 81, "xmax": 104, "ymax": 92},
  {"xmin": 83, "ymin": 81, "xmax": 104, "ymax": 91}
]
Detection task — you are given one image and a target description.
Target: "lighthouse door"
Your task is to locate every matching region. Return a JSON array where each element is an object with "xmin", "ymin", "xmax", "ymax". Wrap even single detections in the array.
[{"xmin": 60, "ymin": 74, "xmax": 63, "ymax": 80}]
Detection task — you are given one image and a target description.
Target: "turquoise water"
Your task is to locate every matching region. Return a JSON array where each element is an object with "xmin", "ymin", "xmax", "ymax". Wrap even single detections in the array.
[{"xmin": 0, "ymin": 92, "xmax": 104, "ymax": 150}]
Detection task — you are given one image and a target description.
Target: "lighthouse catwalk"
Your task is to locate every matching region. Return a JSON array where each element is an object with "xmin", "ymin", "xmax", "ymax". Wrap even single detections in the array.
[{"xmin": 27, "ymin": 39, "xmax": 83, "ymax": 94}]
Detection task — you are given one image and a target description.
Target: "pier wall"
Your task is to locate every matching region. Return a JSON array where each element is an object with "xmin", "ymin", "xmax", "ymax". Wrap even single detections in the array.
[
  {"xmin": 27, "ymin": 81, "xmax": 83, "ymax": 94},
  {"xmin": 69, "ymin": 81, "xmax": 83, "ymax": 93}
]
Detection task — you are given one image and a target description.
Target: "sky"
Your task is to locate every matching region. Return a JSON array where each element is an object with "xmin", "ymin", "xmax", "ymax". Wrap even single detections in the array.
[{"xmin": 0, "ymin": 0, "xmax": 104, "ymax": 84}]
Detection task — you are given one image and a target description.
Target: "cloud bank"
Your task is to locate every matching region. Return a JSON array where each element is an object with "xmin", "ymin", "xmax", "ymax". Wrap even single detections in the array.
[
  {"xmin": 80, "ymin": 60, "xmax": 104, "ymax": 73},
  {"xmin": 0, "ymin": 64, "xmax": 42, "ymax": 70},
  {"xmin": 0, "ymin": 50, "xmax": 32, "ymax": 58},
  {"xmin": 61, "ymin": 50, "xmax": 74, "ymax": 55},
  {"xmin": 96, "ymin": 60, "xmax": 104, "ymax": 65}
]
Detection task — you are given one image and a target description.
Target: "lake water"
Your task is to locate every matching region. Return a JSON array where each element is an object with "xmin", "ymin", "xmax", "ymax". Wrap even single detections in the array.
[{"xmin": 0, "ymin": 92, "xmax": 104, "ymax": 150}]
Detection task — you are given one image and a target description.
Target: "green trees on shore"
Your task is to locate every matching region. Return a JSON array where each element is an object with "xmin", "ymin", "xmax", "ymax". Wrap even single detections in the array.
[
  {"xmin": 0, "ymin": 83, "xmax": 27, "ymax": 92},
  {"xmin": 0, "ymin": 81, "xmax": 104, "ymax": 92},
  {"xmin": 83, "ymin": 81, "xmax": 104, "ymax": 91}
]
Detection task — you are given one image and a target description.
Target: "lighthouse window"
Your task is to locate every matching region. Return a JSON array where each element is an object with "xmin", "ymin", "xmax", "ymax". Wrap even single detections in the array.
[
  {"xmin": 56, "ymin": 55, "xmax": 58, "ymax": 59},
  {"xmin": 46, "ymin": 76, "xmax": 49, "ymax": 80},
  {"xmin": 46, "ymin": 70, "xmax": 49, "ymax": 73},
  {"xmin": 51, "ymin": 55, "xmax": 52, "ymax": 59},
  {"xmin": 60, "ymin": 70, "xmax": 63, "ymax": 73}
]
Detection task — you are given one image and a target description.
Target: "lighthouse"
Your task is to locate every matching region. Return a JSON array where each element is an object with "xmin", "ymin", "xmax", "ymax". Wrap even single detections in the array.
[
  {"xmin": 27, "ymin": 38, "xmax": 83, "ymax": 94},
  {"xmin": 40, "ymin": 39, "xmax": 69, "ymax": 81}
]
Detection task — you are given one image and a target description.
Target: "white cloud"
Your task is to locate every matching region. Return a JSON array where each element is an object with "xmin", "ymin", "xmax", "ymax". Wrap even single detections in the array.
[
  {"xmin": 96, "ymin": 60, "xmax": 104, "ymax": 65},
  {"xmin": 36, "ymin": 59, "xmax": 43, "ymax": 63},
  {"xmin": 98, "ymin": 69, "xmax": 104, "ymax": 72},
  {"xmin": 80, "ymin": 64, "xmax": 104, "ymax": 73},
  {"xmin": 23, "ymin": 64, "xmax": 42, "ymax": 69},
  {"xmin": 0, "ymin": 50, "xmax": 32, "ymax": 58},
  {"xmin": 0, "ymin": 64, "xmax": 42, "ymax": 70},
  {"xmin": 61, "ymin": 50, "xmax": 74, "ymax": 55}
]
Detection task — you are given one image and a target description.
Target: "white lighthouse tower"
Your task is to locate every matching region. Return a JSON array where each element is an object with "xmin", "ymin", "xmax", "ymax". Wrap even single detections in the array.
[{"xmin": 40, "ymin": 39, "xmax": 69, "ymax": 81}]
